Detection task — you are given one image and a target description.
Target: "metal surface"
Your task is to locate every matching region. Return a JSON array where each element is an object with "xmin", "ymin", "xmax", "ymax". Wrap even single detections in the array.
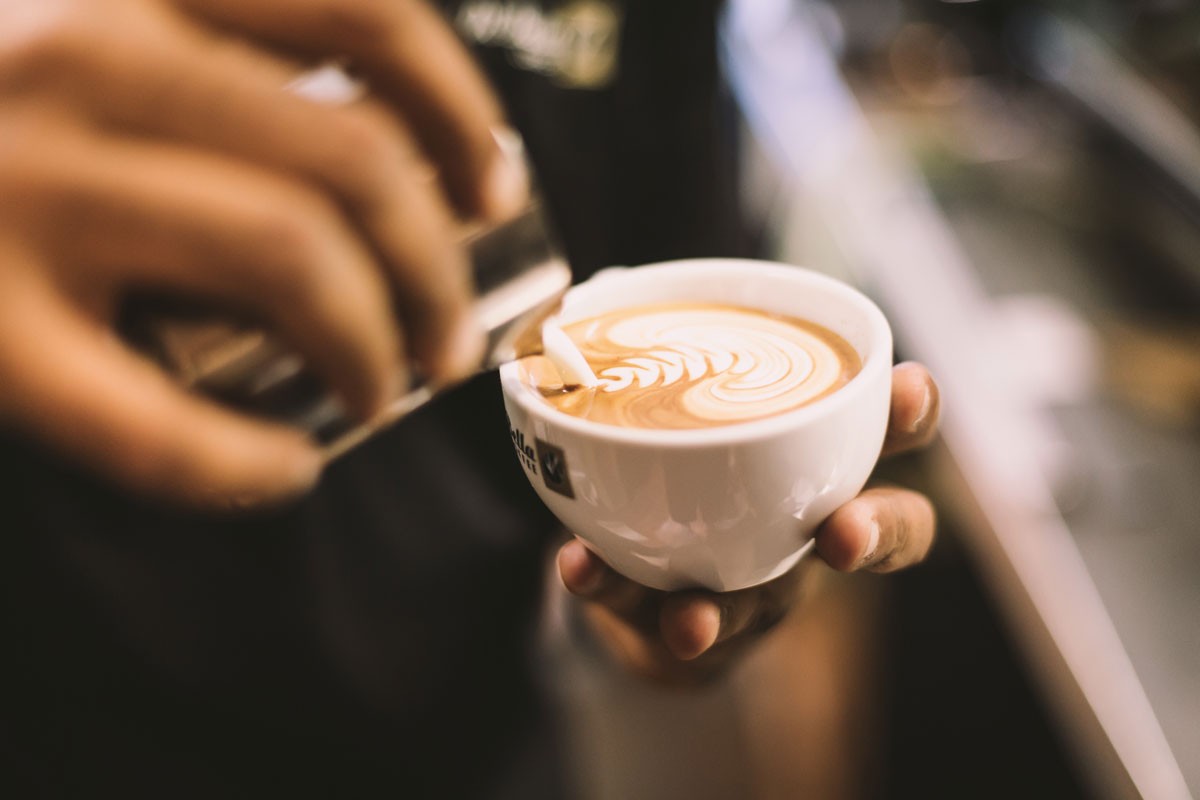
[{"xmin": 127, "ymin": 202, "xmax": 572, "ymax": 461}]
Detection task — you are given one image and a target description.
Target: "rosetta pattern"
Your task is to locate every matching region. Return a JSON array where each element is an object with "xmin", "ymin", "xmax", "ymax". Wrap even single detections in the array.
[{"xmin": 560, "ymin": 306, "xmax": 856, "ymax": 429}]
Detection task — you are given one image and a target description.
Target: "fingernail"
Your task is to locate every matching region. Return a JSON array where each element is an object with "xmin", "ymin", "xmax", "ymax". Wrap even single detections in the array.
[
  {"xmin": 708, "ymin": 602, "xmax": 733, "ymax": 649},
  {"xmin": 285, "ymin": 447, "xmax": 324, "ymax": 494},
  {"xmin": 357, "ymin": 365, "xmax": 405, "ymax": 422},
  {"xmin": 681, "ymin": 602, "xmax": 722, "ymax": 660},
  {"xmin": 286, "ymin": 63, "xmax": 366, "ymax": 106},
  {"xmin": 859, "ymin": 518, "xmax": 881, "ymax": 567},
  {"xmin": 484, "ymin": 126, "xmax": 530, "ymax": 220},
  {"xmin": 562, "ymin": 542, "xmax": 604, "ymax": 595},
  {"xmin": 909, "ymin": 381, "xmax": 934, "ymax": 434},
  {"xmin": 225, "ymin": 447, "xmax": 322, "ymax": 510},
  {"xmin": 384, "ymin": 364, "xmax": 408, "ymax": 408},
  {"xmin": 692, "ymin": 631, "xmax": 720, "ymax": 660},
  {"xmin": 437, "ymin": 317, "xmax": 487, "ymax": 384}
]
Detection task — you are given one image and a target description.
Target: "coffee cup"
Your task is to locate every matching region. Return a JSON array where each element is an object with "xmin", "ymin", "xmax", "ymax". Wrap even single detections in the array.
[{"xmin": 499, "ymin": 259, "xmax": 893, "ymax": 592}]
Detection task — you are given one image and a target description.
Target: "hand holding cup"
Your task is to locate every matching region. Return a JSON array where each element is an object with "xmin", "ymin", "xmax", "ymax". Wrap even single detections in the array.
[
  {"xmin": 558, "ymin": 362, "xmax": 938, "ymax": 683},
  {"xmin": 500, "ymin": 260, "xmax": 939, "ymax": 681}
]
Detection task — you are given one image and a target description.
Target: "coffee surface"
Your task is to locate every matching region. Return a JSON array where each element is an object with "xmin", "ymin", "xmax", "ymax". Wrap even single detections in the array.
[{"xmin": 523, "ymin": 303, "xmax": 862, "ymax": 429}]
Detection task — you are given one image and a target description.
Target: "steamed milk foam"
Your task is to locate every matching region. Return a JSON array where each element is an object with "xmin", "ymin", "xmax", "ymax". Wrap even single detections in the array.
[{"xmin": 521, "ymin": 302, "xmax": 861, "ymax": 429}]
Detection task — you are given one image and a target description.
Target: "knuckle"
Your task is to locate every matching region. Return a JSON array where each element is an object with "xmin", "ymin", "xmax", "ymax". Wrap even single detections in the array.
[
  {"xmin": 918, "ymin": 496, "xmax": 938, "ymax": 556},
  {"xmin": 243, "ymin": 204, "xmax": 334, "ymax": 300},
  {"xmin": 254, "ymin": 209, "xmax": 319, "ymax": 261},
  {"xmin": 0, "ymin": 3, "xmax": 94, "ymax": 81},
  {"xmin": 747, "ymin": 602, "xmax": 789, "ymax": 637},
  {"xmin": 326, "ymin": 107, "xmax": 404, "ymax": 205},
  {"xmin": 887, "ymin": 506, "xmax": 911, "ymax": 566},
  {"xmin": 318, "ymin": 1, "xmax": 400, "ymax": 54},
  {"xmin": 871, "ymin": 555, "xmax": 900, "ymax": 573},
  {"xmin": 244, "ymin": 190, "xmax": 388, "ymax": 329},
  {"xmin": 0, "ymin": 112, "xmax": 51, "ymax": 191}
]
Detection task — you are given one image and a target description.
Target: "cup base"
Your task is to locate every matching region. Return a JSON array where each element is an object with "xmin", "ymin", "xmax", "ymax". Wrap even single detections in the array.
[{"xmin": 605, "ymin": 537, "xmax": 819, "ymax": 593}]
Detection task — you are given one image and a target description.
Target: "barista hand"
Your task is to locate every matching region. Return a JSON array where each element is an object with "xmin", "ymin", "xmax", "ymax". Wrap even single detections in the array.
[
  {"xmin": 557, "ymin": 362, "xmax": 939, "ymax": 684},
  {"xmin": 0, "ymin": 0, "xmax": 524, "ymax": 505}
]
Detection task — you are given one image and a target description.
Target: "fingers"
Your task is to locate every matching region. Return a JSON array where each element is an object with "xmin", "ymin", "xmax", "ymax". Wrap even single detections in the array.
[
  {"xmin": 657, "ymin": 595, "xmax": 723, "ymax": 660},
  {"xmin": 0, "ymin": 272, "xmax": 322, "ymax": 505},
  {"xmin": 557, "ymin": 539, "xmax": 657, "ymax": 623},
  {"xmin": 558, "ymin": 539, "xmax": 712, "ymax": 661},
  {"xmin": 881, "ymin": 362, "xmax": 940, "ymax": 457},
  {"xmin": 815, "ymin": 486, "xmax": 937, "ymax": 573},
  {"xmin": 558, "ymin": 538, "xmax": 803, "ymax": 661},
  {"xmin": 54, "ymin": 16, "xmax": 480, "ymax": 382},
  {"xmin": 819, "ymin": 363, "xmax": 939, "ymax": 571},
  {"xmin": 172, "ymin": 0, "xmax": 527, "ymax": 221},
  {"xmin": 558, "ymin": 359, "xmax": 943, "ymax": 674},
  {"xmin": 40, "ymin": 132, "xmax": 407, "ymax": 421},
  {"xmin": 660, "ymin": 563, "xmax": 805, "ymax": 660}
]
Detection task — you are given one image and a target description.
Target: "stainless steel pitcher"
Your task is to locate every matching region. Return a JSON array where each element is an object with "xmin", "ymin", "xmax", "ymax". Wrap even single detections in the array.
[{"xmin": 126, "ymin": 202, "xmax": 571, "ymax": 462}]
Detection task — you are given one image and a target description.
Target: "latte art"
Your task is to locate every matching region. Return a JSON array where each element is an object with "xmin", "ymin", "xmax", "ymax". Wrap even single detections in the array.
[{"xmin": 526, "ymin": 303, "xmax": 862, "ymax": 429}]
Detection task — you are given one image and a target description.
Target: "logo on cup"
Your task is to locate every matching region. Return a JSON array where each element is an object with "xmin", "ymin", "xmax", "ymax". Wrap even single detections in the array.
[
  {"xmin": 535, "ymin": 439, "xmax": 574, "ymax": 498},
  {"xmin": 508, "ymin": 419, "xmax": 538, "ymax": 474}
]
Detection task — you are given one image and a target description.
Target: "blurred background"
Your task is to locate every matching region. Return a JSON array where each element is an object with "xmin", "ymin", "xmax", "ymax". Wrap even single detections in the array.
[{"xmin": 539, "ymin": 1, "xmax": 1199, "ymax": 798}]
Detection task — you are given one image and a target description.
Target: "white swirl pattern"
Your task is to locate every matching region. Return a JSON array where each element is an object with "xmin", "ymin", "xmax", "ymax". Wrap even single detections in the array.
[{"xmin": 557, "ymin": 305, "xmax": 859, "ymax": 428}]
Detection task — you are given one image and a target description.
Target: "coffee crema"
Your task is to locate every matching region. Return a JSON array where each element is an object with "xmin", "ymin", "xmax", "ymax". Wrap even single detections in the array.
[{"xmin": 521, "ymin": 302, "xmax": 862, "ymax": 429}]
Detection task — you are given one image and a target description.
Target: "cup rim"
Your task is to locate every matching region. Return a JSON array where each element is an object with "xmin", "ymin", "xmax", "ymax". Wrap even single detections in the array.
[{"xmin": 499, "ymin": 258, "xmax": 892, "ymax": 447}]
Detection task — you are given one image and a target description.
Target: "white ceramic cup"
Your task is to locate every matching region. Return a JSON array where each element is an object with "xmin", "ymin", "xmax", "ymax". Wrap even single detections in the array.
[{"xmin": 499, "ymin": 259, "xmax": 893, "ymax": 592}]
